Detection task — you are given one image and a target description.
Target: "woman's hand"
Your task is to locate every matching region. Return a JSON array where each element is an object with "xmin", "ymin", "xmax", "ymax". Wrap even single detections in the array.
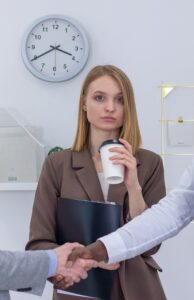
[
  {"xmin": 109, "ymin": 138, "xmax": 140, "ymax": 190},
  {"xmin": 109, "ymin": 138, "xmax": 146, "ymax": 218}
]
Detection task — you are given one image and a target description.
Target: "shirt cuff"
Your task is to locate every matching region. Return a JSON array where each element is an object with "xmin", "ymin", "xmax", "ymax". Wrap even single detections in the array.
[
  {"xmin": 98, "ymin": 231, "xmax": 128, "ymax": 264},
  {"xmin": 46, "ymin": 250, "xmax": 57, "ymax": 278}
]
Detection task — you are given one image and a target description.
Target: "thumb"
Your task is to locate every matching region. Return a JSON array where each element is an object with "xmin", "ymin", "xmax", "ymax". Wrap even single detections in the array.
[{"xmin": 68, "ymin": 247, "xmax": 90, "ymax": 263}]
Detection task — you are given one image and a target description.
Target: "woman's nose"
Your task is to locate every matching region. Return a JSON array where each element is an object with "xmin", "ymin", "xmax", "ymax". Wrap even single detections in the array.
[{"xmin": 105, "ymin": 100, "xmax": 115, "ymax": 111}]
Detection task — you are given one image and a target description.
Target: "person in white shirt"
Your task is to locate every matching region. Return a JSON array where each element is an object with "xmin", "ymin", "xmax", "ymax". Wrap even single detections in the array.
[{"xmin": 68, "ymin": 158, "xmax": 194, "ymax": 263}]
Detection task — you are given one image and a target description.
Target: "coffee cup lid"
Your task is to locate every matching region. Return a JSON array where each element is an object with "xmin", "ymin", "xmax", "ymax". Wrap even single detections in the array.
[{"xmin": 99, "ymin": 139, "xmax": 123, "ymax": 151}]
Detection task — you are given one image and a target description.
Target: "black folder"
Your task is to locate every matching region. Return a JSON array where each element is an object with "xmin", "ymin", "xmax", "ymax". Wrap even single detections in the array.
[{"xmin": 56, "ymin": 198, "xmax": 121, "ymax": 300}]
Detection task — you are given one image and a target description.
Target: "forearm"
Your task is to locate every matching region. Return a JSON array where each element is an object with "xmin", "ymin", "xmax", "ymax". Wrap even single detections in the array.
[
  {"xmin": 126, "ymin": 184, "xmax": 160, "ymax": 257},
  {"xmin": 126, "ymin": 185, "xmax": 160, "ymax": 257},
  {"xmin": 127, "ymin": 183, "xmax": 147, "ymax": 219},
  {"xmin": 0, "ymin": 250, "xmax": 49, "ymax": 295},
  {"xmin": 99, "ymin": 184, "xmax": 194, "ymax": 263}
]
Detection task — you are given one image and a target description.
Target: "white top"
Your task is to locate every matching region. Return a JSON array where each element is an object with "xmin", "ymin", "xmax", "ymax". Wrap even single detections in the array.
[
  {"xmin": 99, "ymin": 158, "xmax": 194, "ymax": 263},
  {"xmin": 97, "ymin": 172, "xmax": 109, "ymax": 202}
]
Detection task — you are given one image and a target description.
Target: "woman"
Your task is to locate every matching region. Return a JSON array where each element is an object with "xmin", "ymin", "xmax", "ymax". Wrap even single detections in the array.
[{"xmin": 26, "ymin": 65, "xmax": 166, "ymax": 300}]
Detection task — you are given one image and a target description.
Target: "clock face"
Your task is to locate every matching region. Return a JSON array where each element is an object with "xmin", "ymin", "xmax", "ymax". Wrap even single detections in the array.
[{"xmin": 21, "ymin": 15, "xmax": 89, "ymax": 82}]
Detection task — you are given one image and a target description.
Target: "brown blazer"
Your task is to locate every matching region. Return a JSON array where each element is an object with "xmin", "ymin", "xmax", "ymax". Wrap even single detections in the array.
[{"xmin": 26, "ymin": 148, "xmax": 167, "ymax": 300}]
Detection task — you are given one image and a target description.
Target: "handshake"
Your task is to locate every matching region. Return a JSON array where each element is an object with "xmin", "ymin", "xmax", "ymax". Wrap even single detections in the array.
[{"xmin": 51, "ymin": 241, "xmax": 119, "ymax": 289}]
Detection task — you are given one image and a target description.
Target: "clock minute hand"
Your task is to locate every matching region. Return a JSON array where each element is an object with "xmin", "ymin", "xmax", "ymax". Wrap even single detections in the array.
[
  {"xmin": 31, "ymin": 45, "xmax": 60, "ymax": 61},
  {"xmin": 50, "ymin": 45, "xmax": 72, "ymax": 56}
]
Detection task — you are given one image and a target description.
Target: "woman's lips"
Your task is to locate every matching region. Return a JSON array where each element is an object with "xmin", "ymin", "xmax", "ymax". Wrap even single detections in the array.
[{"xmin": 101, "ymin": 117, "xmax": 116, "ymax": 121}]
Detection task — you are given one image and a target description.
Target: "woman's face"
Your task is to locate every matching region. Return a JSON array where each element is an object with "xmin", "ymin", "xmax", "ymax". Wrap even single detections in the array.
[{"xmin": 83, "ymin": 75, "xmax": 124, "ymax": 134}]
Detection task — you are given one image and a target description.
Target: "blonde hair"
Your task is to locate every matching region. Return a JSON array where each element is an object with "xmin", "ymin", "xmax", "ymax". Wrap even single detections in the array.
[{"xmin": 72, "ymin": 65, "xmax": 142, "ymax": 154}]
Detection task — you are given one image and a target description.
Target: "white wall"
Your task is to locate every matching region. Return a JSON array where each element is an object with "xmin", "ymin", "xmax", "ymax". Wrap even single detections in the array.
[{"xmin": 1, "ymin": 0, "xmax": 194, "ymax": 299}]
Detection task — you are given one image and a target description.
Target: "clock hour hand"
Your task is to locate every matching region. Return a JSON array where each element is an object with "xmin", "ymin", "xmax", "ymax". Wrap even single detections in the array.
[
  {"xmin": 31, "ymin": 45, "xmax": 60, "ymax": 61},
  {"xmin": 50, "ymin": 45, "xmax": 72, "ymax": 56}
]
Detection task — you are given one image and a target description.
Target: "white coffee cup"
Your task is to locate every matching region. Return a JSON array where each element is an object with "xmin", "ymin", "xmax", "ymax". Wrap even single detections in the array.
[{"xmin": 99, "ymin": 139, "xmax": 124, "ymax": 184}]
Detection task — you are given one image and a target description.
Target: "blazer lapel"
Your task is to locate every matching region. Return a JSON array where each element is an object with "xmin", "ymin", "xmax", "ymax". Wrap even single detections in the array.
[
  {"xmin": 71, "ymin": 147, "xmax": 140, "ymax": 205},
  {"xmin": 72, "ymin": 149, "xmax": 104, "ymax": 202}
]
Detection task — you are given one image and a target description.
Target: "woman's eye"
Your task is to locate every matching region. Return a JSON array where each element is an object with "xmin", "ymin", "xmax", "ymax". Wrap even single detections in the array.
[
  {"xmin": 116, "ymin": 96, "xmax": 124, "ymax": 103},
  {"xmin": 94, "ymin": 95, "xmax": 104, "ymax": 101}
]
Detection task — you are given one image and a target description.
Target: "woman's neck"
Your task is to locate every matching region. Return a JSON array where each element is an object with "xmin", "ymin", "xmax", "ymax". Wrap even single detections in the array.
[
  {"xmin": 89, "ymin": 135, "xmax": 104, "ymax": 173},
  {"xmin": 89, "ymin": 130, "xmax": 119, "ymax": 157}
]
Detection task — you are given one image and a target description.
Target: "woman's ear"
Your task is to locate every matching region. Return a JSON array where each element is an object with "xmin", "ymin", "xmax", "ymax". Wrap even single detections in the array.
[{"xmin": 83, "ymin": 103, "xmax": 87, "ymax": 111}]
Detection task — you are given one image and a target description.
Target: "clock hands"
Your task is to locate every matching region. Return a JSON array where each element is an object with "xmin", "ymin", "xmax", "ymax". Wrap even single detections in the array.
[
  {"xmin": 50, "ymin": 45, "xmax": 72, "ymax": 56},
  {"xmin": 31, "ymin": 45, "xmax": 72, "ymax": 62},
  {"xmin": 31, "ymin": 45, "xmax": 61, "ymax": 61}
]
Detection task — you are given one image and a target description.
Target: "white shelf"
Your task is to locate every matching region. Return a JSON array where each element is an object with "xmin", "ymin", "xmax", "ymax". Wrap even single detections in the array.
[
  {"xmin": 0, "ymin": 108, "xmax": 46, "ymax": 191},
  {"xmin": 0, "ymin": 182, "xmax": 37, "ymax": 191},
  {"xmin": 160, "ymin": 84, "xmax": 194, "ymax": 190}
]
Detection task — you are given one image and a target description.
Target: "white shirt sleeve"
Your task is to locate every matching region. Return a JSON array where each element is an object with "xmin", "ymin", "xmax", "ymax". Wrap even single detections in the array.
[{"xmin": 99, "ymin": 158, "xmax": 194, "ymax": 264}]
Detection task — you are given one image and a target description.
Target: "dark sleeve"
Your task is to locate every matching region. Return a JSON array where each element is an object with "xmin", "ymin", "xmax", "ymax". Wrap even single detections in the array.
[
  {"xmin": 141, "ymin": 154, "xmax": 166, "ymax": 257},
  {"xmin": 142, "ymin": 155, "xmax": 166, "ymax": 207},
  {"xmin": 26, "ymin": 156, "xmax": 60, "ymax": 251}
]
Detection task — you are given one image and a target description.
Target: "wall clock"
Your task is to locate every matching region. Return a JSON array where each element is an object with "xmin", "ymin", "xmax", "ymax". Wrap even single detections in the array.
[{"xmin": 21, "ymin": 15, "xmax": 89, "ymax": 82}]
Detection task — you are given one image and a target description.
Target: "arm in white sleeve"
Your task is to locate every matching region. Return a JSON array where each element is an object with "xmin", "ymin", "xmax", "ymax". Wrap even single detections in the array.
[{"xmin": 99, "ymin": 158, "xmax": 194, "ymax": 263}]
